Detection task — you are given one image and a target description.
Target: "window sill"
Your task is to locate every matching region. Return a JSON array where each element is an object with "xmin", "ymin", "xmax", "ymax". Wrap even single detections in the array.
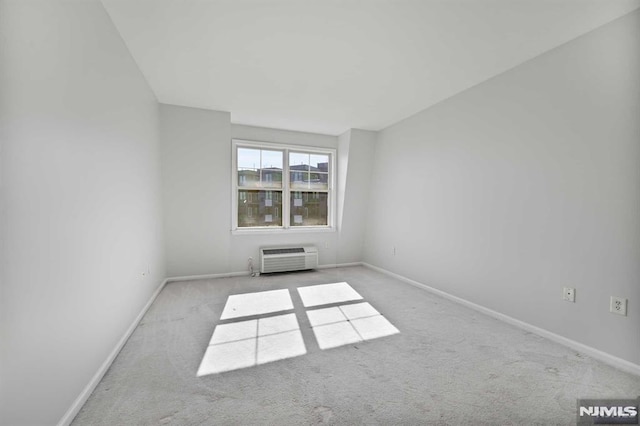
[{"xmin": 231, "ymin": 226, "xmax": 336, "ymax": 236}]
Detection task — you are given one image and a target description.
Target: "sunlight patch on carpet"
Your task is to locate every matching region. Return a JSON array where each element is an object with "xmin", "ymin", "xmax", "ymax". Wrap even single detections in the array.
[
  {"xmin": 306, "ymin": 302, "xmax": 399, "ymax": 350},
  {"xmin": 220, "ymin": 289, "xmax": 293, "ymax": 320},
  {"xmin": 197, "ymin": 313, "xmax": 306, "ymax": 376},
  {"xmin": 198, "ymin": 283, "xmax": 398, "ymax": 376},
  {"xmin": 297, "ymin": 282, "xmax": 363, "ymax": 307}
]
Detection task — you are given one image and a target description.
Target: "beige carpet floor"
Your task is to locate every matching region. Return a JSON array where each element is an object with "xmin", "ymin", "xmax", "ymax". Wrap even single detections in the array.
[{"xmin": 72, "ymin": 266, "xmax": 640, "ymax": 425}]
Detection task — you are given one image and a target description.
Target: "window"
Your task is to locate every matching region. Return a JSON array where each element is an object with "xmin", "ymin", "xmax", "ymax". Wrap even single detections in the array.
[{"xmin": 232, "ymin": 140, "xmax": 335, "ymax": 231}]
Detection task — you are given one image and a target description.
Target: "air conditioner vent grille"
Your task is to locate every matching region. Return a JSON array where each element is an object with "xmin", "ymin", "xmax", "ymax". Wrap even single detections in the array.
[
  {"xmin": 259, "ymin": 246, "xmax": 318, "ymax": 274},
  {"xmin": 263, "ymin": 257, "xmax": 306, "ymax": 273},
  {"xmin": 263, "ymin": 248, "xmax": 305, "ymax": 255}
]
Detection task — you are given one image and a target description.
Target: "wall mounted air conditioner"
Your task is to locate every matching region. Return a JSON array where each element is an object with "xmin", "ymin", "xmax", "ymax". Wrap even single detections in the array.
[{"xmin": 259, "ymin": 246, "xmax": 318, "ymax": 274}]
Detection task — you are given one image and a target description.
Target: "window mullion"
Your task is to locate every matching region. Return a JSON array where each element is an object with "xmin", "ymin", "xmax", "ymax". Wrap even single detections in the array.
[
  {"xmin": 259, "ymin": 150, "xmax": 262, "ymax": 188},
  {"xmin": 283, "ymin": 148, "xmax": 290, "ymax": 228}
]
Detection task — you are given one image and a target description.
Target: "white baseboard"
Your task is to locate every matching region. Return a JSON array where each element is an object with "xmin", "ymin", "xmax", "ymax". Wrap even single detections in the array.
[
  {"xmin": 166, "ymin": 264, "xmax": 363, "ymax": 281},
  {"xmin": 317, "ymin": 262, "xmax": 363, "ymax": 269},
  {"xmin": 362, "ymin": 262, "xmax": 640, "ymax": 377},
  {"xmin": 57, "ymin": 278, "xmax": 169, "ymax": 426},
  {"xmin": 167, "ymin": 271, "xmax": 249, "ymax": 282}
]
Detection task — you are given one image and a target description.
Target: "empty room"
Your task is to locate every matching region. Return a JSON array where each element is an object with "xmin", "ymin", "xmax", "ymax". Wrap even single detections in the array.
[{"xmin": 2, "ymin": 0, "xmax": 640, "ymax": 425}]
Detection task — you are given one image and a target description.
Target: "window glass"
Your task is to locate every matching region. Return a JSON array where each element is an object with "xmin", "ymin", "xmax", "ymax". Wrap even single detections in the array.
[
  {"xmin": 290, "ymin": 152, "xmax": 329, "ymax": 190},
  {"xmin": 234, "ymin": 142, "xmax": 332, "ymax": 230},
  {"xmin": 237, "ymin": 148, "xmax": 283, "ymax": 188},
  {"xmin": 260, "ymin": 150, "xmax": 283, "ymax": 188},
  {"xmin": 290, "ymin": 192, "xmax": 328, "ymax": 226},
  {"xmin": 238, "ymin": 190, "xmax": 283, "ymax": 227}
]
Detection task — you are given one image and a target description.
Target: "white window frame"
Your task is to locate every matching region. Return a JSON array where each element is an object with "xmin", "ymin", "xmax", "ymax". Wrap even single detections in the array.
[{"xmin": 231, "ymin": 139, "xmax": 336, "ymax": 234}]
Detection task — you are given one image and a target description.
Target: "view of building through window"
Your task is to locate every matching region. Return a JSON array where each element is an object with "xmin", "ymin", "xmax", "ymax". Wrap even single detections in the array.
[{"xmin": 235, "ymin": 142, "xmax": 332, "ymax": 229}]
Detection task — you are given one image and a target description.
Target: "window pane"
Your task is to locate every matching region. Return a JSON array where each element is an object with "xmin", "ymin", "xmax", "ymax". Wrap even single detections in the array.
[
  {"xmin": 290, "ymin": 172, "xmax": 328, "ymax": 190},
  {"xmin": 310, "ymin": 154, "xmax": 329, "ymax": 171},
  {"xmin": 289, "ymin": 152, "xmax": 310, "ymax": 171},
  {"xmin": 260, "ymin": 150, "xmax": 283, "ymax": 188},
  {"xmin": 238, "ymin": 190, "xmax": 283, "ymax": 227},
  {"xmin": 261, "ymin": 169, "xmax": 282, "ymax": 188},
  {"xmin": 238, "ymin": 148, "xmax": 283, "ymax": 188},
  {"xmin": 289, "ymin": 152, "xmax": 329, "ymax": 190},
  {"xmin": 237, "ymin": 148, "xmax": 260, "ymax": 187},
  {"xmin": 309, "ymin": 172, "xmax": 329, "ymax": 190},
  {"xmin": 290, "ymin": 171, "xmax": 309, "ymax": 189},
  {"xmin": 238, "ymin": 148, "xmax": 260, "ymax": 170},
  {"xmin": 290, "ymin": 192, "xmax": 328, "ymax": 226},
  {"xmin": 261, "ymin": 150, "xmax": 282, "ymax": 169}
]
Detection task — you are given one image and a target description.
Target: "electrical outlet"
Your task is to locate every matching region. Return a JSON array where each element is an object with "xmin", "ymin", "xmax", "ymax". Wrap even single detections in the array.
[
  {"xmin": 562, "ymin": 287, "xmax": 575, "ymax": 302},
  {"xmin": 610, "ymin": 296, "xmax": 627, "ymax": 316},
  {"xmin": 392, "ymin": 246, "xmax": 396, "ymax": 256}
]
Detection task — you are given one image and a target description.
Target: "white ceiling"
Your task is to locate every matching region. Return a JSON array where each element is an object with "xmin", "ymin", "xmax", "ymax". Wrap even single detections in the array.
[{"xmin": 102, "ymin": 0, "xmax": 640, "ymax": 135}]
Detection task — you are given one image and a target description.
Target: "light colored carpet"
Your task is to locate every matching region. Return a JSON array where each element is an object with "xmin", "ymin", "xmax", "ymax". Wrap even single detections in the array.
[{"xmin": 72, "ymin": 266, "xmax": 640, "ymax": 425}]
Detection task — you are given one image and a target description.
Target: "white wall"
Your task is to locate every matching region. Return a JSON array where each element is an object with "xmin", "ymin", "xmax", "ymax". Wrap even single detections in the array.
[
  {"xmin": 232, "ymin": 123, "xmax": 337, "ymax": 149},
  {"xmin": 364, "ymin": 10, "xmax": 640, "ymax": 365},
  {"xmin": 160, "ymin": 114, "xmax": 376, "ymax": 277},
  {"xmin": 0, "ymin": 1, "xmax": 166, "ymax": 424},
  {"xmin": 160, "ymin": 105, "xmax": 231, "ymax": 277},
  {"xmin": 337, "ymin": 129, "xmax": 377, "ymax": 264}
]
